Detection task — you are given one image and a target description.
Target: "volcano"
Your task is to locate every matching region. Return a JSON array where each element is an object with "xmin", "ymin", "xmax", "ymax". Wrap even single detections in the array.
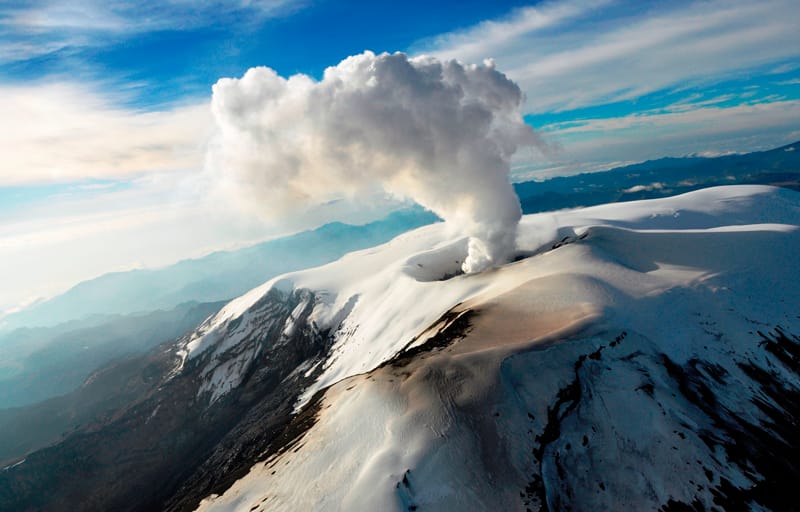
[{"xmin": 2, "ymin": 185, "xmax": 799, "ymax": 512}]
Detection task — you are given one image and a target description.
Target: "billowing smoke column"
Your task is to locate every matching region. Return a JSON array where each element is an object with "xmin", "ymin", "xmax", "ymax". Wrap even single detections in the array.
[{"xmin": 209, "ymin": 51, "xmax": 542, "ymax": 273}]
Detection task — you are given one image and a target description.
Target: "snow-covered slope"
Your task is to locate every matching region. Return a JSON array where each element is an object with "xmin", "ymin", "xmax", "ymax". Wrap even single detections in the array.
[{"xmin": 182, "ymin": 185, "xmax": 800, "ymax": 511}]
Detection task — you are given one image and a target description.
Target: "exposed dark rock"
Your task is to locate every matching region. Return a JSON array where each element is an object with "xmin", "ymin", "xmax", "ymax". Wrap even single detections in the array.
[
  {"xmin": 383, "ymin": 307, "xmax": 475, "ymax": 369},
  {"xmin": 523, "ymin": 333, "xmax": 626, "ymax": 511},
  {"xmin": 519, "ymin": 327, "xmax": 800, "ymax": 512}
]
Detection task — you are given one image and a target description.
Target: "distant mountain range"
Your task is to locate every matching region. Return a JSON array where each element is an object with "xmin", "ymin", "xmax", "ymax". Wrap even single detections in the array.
[
  {"xmin": 515, "ymin": 139, "xmax": 800, "ymax": 213},
  {"xmin": 0, "ymin": 208, "xmax": 439, "ymax": 332},
  {"xmin": 4, "ymin": 140, "xmax": 798, "ymax": 334},
  {"xmin": 0, "ymin": 139, "xmax": 797, "ymax": 420},
  {"xmin": 0, "ymin": 301, "xmax": 225, "ymax": 410}
]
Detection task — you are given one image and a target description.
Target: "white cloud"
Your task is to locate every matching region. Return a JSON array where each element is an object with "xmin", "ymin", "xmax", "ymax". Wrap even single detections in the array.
[
  {"xmin": 417, "ymin": 0, "xmax": 615, "ymax": 66},
  {"xmin": 0, "ymin": 82, "xmax": 210, "ymax": 185},
  {"xmin": 210, "ymin": 51, "xmax": 544, "ymax": 272},
  {"xmin": 422, "ymin": 0, "xmax": 800, "ymax": 113},
  {"xmin": 623, "ymin": 182, "xmax": 664, "ymax": 193}
]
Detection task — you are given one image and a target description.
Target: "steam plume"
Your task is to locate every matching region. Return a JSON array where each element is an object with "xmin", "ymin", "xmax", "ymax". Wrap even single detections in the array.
[{"xmin": 209, "ymin": 51, "xmax": 542, "ymax": 273}]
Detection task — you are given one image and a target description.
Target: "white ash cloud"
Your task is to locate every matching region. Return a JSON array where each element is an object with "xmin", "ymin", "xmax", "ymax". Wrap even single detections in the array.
[{"xmin": 208, "ymin": 51, "xmax": 543, "ymax": 273}]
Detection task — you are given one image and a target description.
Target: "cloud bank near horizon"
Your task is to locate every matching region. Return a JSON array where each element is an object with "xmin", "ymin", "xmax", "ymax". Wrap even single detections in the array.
[{"xmin": 209, "ymin": 51, "xmax": 544, "ymax": 273}]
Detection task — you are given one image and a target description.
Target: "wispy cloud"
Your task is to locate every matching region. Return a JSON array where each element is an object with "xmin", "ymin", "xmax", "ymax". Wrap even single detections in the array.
[
  {"xmin": 0, "ymin": 0, "xmax": 304, "ymax": 64},
  {"xmin": 416, "ymin": 0, "xmax": 615, "ymax": 67},
  {"xmin": 0, "ymin": 82, "xmax": 210, "ymax": 185},
  {"xmin": 422, "ymin": 0, "xmax": 800, "ymax": 114},
  {"xmin": 543, "ymin": 99, "xmax": 800, "ymax": 136},
  {"xmin": 664, "ymin": 94, "xmax": 739, "ymax": 113}
]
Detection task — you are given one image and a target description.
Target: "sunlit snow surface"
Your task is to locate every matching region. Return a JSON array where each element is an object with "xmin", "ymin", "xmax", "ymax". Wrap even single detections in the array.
[{"xmin": 185, "ymin": 185, "xmax": 800, "ymax": 511}]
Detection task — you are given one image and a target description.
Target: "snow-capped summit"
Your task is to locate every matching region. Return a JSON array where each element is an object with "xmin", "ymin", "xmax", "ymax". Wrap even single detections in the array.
[
  {"xmin": 181, "ymin": 185, "xmax": 799, "ymax": 403},
  {"xmin": 179, "ymin": 185, "xmax": 800, "ymax": 511}
]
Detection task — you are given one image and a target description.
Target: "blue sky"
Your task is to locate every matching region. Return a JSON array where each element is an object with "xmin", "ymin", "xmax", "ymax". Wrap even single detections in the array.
[
  {"xmin": 0, "ymin": 0, "xmax": 799, "ymax": 312},
  {"xmin": 0, "ymin": 0, "xmax": 532, "ymax": 105}
]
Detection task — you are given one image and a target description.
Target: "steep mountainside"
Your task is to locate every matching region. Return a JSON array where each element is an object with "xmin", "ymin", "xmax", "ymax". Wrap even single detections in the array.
[
  {"xmin": 0, "ymin": 301, "xmax": 227, "ymax": 465},
  {"xmin": 1, "ymin": 185, "xmax": 798, "ymax": 512},
  {"xmin": 0, "ymin": 301, "xmax": 226, "ymax": 409}
]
